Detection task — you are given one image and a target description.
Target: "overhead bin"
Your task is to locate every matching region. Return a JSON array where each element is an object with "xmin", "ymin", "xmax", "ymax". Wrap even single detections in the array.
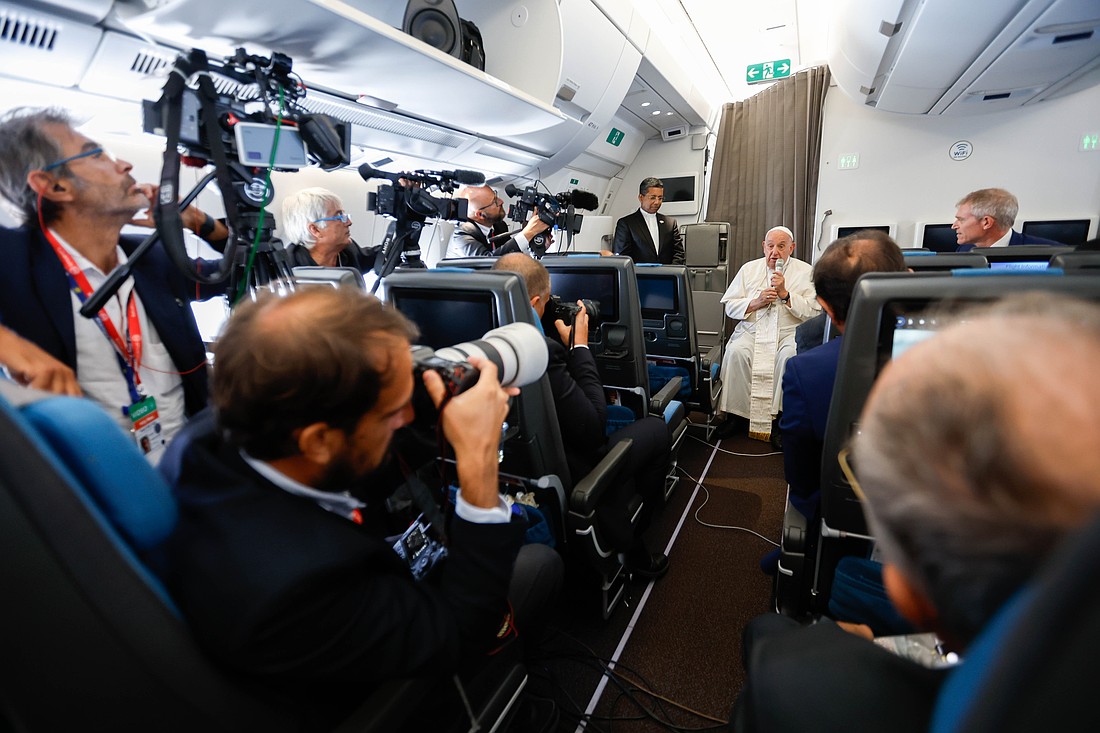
[{"xmin": 829, "ymin": 0, "xmax": 1100, "ymax": 115}]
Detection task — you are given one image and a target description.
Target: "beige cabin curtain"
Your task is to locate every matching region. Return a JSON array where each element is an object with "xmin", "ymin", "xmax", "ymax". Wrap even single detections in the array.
[{"xmin": 707, "ymin": 65, "xmax": 831, "ymax": 272}]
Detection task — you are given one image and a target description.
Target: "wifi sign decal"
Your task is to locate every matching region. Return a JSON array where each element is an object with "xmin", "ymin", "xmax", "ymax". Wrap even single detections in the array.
[{"xmin": 949, "ymin": 140, "xmax": 973, "ymax": 161}]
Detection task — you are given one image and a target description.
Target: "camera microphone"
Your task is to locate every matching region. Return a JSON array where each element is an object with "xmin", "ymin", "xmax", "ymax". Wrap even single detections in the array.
[
  {"xmin": 567, "ymin": 189, "xmax": 600, "ymax": 211},
  {"xmin": 357, "ymin": 165, "xmax": 485, "ymax": 186},
  {"xmin": 358, "ymin": 163, "xmax": 396, "ymax": 182}
]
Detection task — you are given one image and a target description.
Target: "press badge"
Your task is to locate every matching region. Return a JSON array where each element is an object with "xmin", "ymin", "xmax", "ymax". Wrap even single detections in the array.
[{"xmin": 127, "ymin": 395, "xmax": 165, "ymax": 457}]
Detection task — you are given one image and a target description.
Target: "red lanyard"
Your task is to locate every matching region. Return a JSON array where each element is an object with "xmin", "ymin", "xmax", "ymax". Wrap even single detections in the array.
[{"xmin": 44, "ymin": 230, "xmax": 144, "ymax": 400}]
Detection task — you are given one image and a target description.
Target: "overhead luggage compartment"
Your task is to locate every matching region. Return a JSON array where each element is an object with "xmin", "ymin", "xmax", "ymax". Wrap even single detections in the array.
[{"xmin": 829, "ymin": 0, "xmax": 1100, "ymax": 115}]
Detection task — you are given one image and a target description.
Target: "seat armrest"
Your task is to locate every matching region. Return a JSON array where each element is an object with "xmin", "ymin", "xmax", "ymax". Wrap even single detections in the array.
[
  {"xmin": 702, "ymin": 343, "xmax": 722, "ymax": 371},
  {"xmin": 570, "ymin": 439, "xmax": 633, "ymax": 515},
  {"xmin": 649, "ymin": 377, "xmax": 683, "ymax": 414}
]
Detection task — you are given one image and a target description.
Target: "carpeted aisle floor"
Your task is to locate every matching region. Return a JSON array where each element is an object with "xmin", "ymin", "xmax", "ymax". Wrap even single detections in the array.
[{"xmin": 534, "ymin": 420, "xmax": 788, "ymax": 732}]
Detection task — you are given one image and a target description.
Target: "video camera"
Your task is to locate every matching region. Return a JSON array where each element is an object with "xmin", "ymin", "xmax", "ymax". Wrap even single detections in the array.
[
  {"xmin": 503, "ymin": 183, "xmax": 600, "ymax": 253},
  {"xmin": 360, "ymin": 164, "xmax": 484, "ymax": 282},
  {"xmin": 409, "ymin": 323, "xmax": 548, "ymax": 429},
  {"xmin": 132, "ymin": 47, "xmax": 352, "ymax": 305}
]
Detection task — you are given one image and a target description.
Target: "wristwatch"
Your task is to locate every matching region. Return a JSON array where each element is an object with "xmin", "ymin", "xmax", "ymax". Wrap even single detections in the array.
[{"xmin": 779, "ymin": 292, "xmax": 791, "ymax": 303}]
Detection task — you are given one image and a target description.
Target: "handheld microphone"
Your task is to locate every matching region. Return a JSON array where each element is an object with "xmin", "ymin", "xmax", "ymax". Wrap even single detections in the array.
[{"xmin": 775, "ymin": 258, "xmax": 785, "ymax": 274}]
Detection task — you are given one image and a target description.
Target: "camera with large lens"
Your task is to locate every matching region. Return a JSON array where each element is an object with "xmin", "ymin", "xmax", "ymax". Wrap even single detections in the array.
[
  {"xmin": 543, "ymin": 295, "xmax": 600, "ymax": 328},
  {"xmin": 410, "ymin": 322, "xmax": 548, "ymax": 427}
]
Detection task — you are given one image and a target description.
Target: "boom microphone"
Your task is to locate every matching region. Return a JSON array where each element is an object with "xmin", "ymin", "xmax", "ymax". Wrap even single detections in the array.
[
  {"xmin": 357, "ymin": 164, "xmax": 484, "ymax": 186},
  {"xmin": 424, "ymin": 169, "xmax": 485, "ymax": 185}
]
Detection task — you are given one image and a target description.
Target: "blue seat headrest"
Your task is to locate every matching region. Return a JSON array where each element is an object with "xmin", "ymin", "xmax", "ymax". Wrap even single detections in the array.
[{"xmin": 21, "ymin": 396, "xmax": 177, "ymax": 552}]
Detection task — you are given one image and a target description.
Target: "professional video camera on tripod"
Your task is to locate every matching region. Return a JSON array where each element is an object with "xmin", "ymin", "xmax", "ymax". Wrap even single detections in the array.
[
  {"xmin": 358, "ymin": 163, "xmax": 484, "ymax": 289},
  {"xmin": 499, "ymin": 181, "xmax": 599, "ymax": 255},
  {"xmin": 80, "ymin": 46, "xmax": 351, "ymax": 319}
]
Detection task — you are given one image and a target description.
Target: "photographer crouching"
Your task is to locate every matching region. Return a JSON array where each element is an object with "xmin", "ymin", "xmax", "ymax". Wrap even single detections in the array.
[
  {"xmin": 157, "ymin": 287, "xmax": 561, "ymax": 730},
  {"xmin": 494, "ymin": 253, "xmax": 671, "ymax": 578}
]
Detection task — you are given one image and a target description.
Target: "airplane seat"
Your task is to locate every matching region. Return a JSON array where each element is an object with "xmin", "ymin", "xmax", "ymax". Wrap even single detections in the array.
[
  {"xmin": 901, "ymin": 252, "xmax": 989, "ymax": 271},
  {"xmin": 1051, "ymin": 251, "xmax": 1100, "ymax": 271},
  {"xmin": 929, "ymin": 510, "xmax": 1100, "ymax": 733},
  {"xmin": 291, "ymin": 265, "xmax": 368, "ymax": 290},
  {"xmin": 681, "ymin": 223, "xmax": 730, "ymax": 372},
  {"xmin": 383, "ymin": 268, "xmax": 640, "ymax": 619},
  {"xmin": 0, "ymin": 379, "xmax": 532, "ymax": 732},
  {"xmin": 636, "ymin": 263, "xmax": 723, "ymax": 441},
  {"xmin": 543, "ymin": 256, "xmax": 688, "ymax": 501},
  {"xmin": 778, "ymin": 271, "xmax": 1100, "ymax": 622}
]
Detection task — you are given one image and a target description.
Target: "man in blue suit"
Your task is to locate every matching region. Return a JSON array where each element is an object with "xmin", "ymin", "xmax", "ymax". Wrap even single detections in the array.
[
  {"xmin": 779, "ymin": 230, "xmax": 906, "ymax": 521},
  {"xmin": 0, "ymin": 107, "xmax": 223, "ymax": 461},
  {"xmin": 953, "ymin": 188, "xmax": 1063, "ymax": 251}
]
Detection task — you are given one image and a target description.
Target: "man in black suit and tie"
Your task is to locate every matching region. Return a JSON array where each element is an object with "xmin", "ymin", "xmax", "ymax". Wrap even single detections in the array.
[{"xmin": 612, "ymin": 177, "xmax": 685, "ymax": 264}]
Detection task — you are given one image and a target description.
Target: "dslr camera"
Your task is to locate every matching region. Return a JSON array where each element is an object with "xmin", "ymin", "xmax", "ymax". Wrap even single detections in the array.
[
  {"xmin": 543, "ymin": 295, "xmax": 600, "ymax": 327},
  {"xmin": 410, "ymin": 323, "xmax": 548, "ymax": 427}
]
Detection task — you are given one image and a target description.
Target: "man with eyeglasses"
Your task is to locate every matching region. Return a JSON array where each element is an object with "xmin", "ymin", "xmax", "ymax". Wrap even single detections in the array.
[
  {"xmin": 281, "ymin": 187, "xmax": 376, "ymax": 272},
  {"xmin": 0, "ymin": 107, "xmax": 225, "ymax": 463},
  {"xmin": 446, "ymin": 184, "xmax": 551, "ymax": 258}
]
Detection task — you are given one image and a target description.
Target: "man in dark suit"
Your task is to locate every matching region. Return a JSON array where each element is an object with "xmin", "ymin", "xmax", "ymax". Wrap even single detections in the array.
[
  {"xmin": 612, "ymin": 177, "xmax": 686, "ymax": 264},
  {"xmin": 734, "ymin": 293, "xmax": 1100, "ymax": 733},
  {"xmin": 493, "ymin": 253, "xmax": 671, "ymax": 578},
  {"xmin": 0, "ymin": 107, "xmax": 223, "ymax": 460},
  {"xmin": 953, "ymin": 188, "xmax": 1063, "ymax": 251},
  {"xmin": 446, "ymin": 184, "xmax": 551, "ymax": 258},
  {"xmin": 161, "ymin": 287, "xmax": 561, "ymax": 729},
  {"xmin": 779, "ymin": 230, "xmax": 905, "ymax": 522}
]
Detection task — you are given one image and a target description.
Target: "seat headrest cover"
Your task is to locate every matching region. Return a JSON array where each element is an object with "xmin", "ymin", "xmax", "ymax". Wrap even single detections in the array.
[{"xmin": 21, "ymin": 397, "xmax": 177, "ymax": 552}]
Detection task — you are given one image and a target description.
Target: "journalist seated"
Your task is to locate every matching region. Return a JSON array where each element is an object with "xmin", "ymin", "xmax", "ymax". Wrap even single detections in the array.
[
  {"xmin": 281, "ymin": 186, "xmax": 376, "ymax": 271},
  {"xmin": 158, "ymin": 287, "xmax": 561, "ymax": 729},
  {"xmin": 493, "ymin": 253, "xmax": 671, "ymax": 578}
]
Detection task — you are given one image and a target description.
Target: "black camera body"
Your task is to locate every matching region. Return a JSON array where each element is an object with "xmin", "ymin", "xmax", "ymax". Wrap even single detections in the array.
[
  {"xmin": 544, "ymin": 295, "xmax": 600, "ymax": 327},
  {"xmin": 368, "ymin": 182, "xmax": 469, "ymax": 223},
  {"xmin": 505, "ymin": 183, "xmax": 561, "ymax": 229}
]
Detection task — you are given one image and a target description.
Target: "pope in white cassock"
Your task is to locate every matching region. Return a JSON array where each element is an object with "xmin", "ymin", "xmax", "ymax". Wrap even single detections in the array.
[{"xmin": 717, "ymin": 226, "xmax": 819, "ymax": 441}]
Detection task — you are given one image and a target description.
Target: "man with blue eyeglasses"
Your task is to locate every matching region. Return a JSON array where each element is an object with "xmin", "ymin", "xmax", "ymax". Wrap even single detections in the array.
[
  {"xmin": 281, "ymin": 187, "xmax": 376, "ymax": 272},
  {"xmin": 0, "ymin": 106, "xmax": 226, "ymax": 463}
]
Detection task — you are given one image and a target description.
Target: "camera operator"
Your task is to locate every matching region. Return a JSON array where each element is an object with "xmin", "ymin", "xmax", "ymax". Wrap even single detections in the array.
[
  {"xmin": 493, "ymin": 253, "xmax": 671, "ymax": 578},
  {"xmin": 446, "ymin": 184, "xmax": 550, "ymax": 258},
  {"xmin": 158, "ymin": 287, "xmax": 561, "ymax": 729},
  {"xmin": 281, "ymin": 187, "xmax": 376, "ymax": 272},
  {"xmin": 0, "ymin": 107, "xmax": 226, "ymax": 463}
]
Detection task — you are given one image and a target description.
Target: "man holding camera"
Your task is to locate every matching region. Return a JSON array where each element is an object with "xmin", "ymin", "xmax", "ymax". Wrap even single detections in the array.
[
  {"xmin": 446, "ymin": 184, "xmax": 551, "ymax": 258},
  {"xmin": 494, "ymin": 253, "xmax": 671, "ymax": 578},
  {"xmin": 159, "ymin": 287, "xmax": 561, "ymax": 728}
]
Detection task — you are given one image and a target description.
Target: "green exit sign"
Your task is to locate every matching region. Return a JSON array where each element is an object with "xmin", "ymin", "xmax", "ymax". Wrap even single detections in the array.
[
  {"xmin": 746, "ymin": 59, "xmax": 791, "ymax": 84},
  {"xmin": 606, "ymin": 128, "xmax": 625, "ymax": 146},
  {"xmin": 1081, "ymin": 132, "xmax": 1099, "ymax": 152}
]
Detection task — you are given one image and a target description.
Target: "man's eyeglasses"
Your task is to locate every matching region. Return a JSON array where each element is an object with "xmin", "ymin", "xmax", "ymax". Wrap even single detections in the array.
[
  {"xmin": 477, "ymin": 193, "xmax": 502, "ymax": 212},
  {"xmin": 313, "ymin": 212, "xmax": 351, "ymax": 225},
  {"xmin": 41, "ymin": 147, "xmax": 114, "ymax": 172}
]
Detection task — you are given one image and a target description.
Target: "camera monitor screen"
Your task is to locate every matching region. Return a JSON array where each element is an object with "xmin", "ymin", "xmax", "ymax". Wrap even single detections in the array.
[
  {"xmin": 636, "ymin": 275, "xmax": 679, "ymax": 320},
  {"xmin": 234, "ymin": 122, "xmax": 308, "ymax": 169},
  {"xmin": 920, "ymin": 223, "xmax": 959, "ymax": 253},
  {"xmin": 548, "ymin": 270, "xmax": 618, "ymax": 323},
  {"xmin": 389, "ymin": 289, "xmax": 497, "ymax": 350}
]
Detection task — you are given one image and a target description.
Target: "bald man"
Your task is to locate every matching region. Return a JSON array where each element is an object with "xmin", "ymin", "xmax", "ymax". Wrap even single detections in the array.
[
  {"xmin": 716, "ymin": 226, "xmax": 820, "ymax": 441},
  {"xmin": 446, "ymin": 184, "xmax": 551, "ymax": 258},
  {"xmin": 734, "ymin": 293, "xmax": 1100, "ymax": 733}
]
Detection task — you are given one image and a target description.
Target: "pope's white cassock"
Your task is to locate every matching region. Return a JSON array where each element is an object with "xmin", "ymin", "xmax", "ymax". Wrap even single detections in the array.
[{"xmin": 717, "ymin": 256, "xmax": 819, "ymax": 440}]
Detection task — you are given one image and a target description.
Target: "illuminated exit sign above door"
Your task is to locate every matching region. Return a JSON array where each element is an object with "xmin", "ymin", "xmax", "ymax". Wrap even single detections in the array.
[{"xmin": 746, "ymin": 59, "xmax": 791, "ymax": 84}]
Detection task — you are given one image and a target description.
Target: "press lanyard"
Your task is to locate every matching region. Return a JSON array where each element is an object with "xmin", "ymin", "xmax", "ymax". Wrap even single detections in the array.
[{"xmin": 45, "ymin": 230, "xmax": 144, "ymax": 405}]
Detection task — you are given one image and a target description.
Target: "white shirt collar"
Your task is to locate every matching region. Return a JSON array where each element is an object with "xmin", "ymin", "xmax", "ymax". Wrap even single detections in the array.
[
  {"xmin": 241, "ymin": 451, "xmax": 366, "ymax": 521},
  {"xmin": 638, "ymin": 207, "xmax": 658, "ymax": 221},
  {"xmin": 990, "ymin": 228, "xmax": 1014, "ymax": 248}
]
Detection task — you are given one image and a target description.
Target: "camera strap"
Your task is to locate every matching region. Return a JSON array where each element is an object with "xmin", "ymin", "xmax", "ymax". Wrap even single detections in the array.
[{"xmin": 155, "ymin": 49, "xmax": 239, "ymax": 286}]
